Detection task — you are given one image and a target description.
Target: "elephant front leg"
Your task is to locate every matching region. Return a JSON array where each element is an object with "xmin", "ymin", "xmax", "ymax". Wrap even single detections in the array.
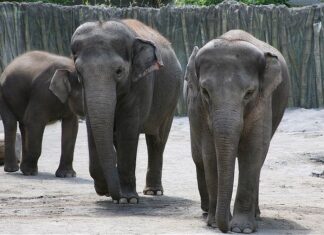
[
  {"xmin": 56, "ymin": 115, "xmax": 78, "ymax": 178},
  {"xmin": 191, "ymin": 137, "xmax": 209, "ymax": 213},
  {"xmin": 231, "ymin": 136, "xmax": 270, "ymax": 233},
  {"xmin": 230, "ymin": 162, "xmax": 261, "ymax": 234},
  {"xmin": 195, "ymin": 162, "xmax": 209, "ymax": 213},
  {"xmin": 201, "ymin": 138, "xmax": 218, "ymax": 228},
  {"xmin": 115, "ymin": 118, "xmax": 140, "ymax": 203}
]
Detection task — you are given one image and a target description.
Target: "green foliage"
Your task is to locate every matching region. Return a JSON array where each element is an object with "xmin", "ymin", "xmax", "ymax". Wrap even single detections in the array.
[
  {"xmin": 240, "ymin": 0, "xmax": 287, "ymax": 4},
  {"xmin": 175, "ymin": 0, "xmax": 288, "ymax": 6},
  {"xmin": 2, "ymin": 0, "xmax": 169, "ymax": 6},
  {"xmin": 176, "ymin": 0, "xmax": 221, "ymax": 6},
  {"xmin": 6, "ymin": 0, "xmax": 80, "ymax": 5},
  {"xmin": 2, "ymin": 0, "xmax": 288, "ymax": 6}
]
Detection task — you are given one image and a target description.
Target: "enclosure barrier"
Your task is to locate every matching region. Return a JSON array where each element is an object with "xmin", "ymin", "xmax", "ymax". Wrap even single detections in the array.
[{"xmin": 0, "ymin": 1, "xmax": 323, "ymax": 114}]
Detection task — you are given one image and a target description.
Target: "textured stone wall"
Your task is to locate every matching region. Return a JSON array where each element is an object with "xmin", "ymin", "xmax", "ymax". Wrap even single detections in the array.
[{"xmin": 0, "ymin": 1, "xmax": 323, "ymax": 114}]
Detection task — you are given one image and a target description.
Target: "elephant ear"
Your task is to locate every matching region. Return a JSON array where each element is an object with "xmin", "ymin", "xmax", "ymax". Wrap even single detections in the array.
[
  {"xmin": 132, "ymin": 37, "xmax": 163, "ymax": 82},
  {"xmin": 261, "ymin": 52, "xmax": 283, "ymax": 98},
  {"xmin": 184, "ymin": 46, "xmax": 199, "ymax": 98},
  {"xmin": 49, "ymin": 69, "xmax": 72, "ymax": 103}
]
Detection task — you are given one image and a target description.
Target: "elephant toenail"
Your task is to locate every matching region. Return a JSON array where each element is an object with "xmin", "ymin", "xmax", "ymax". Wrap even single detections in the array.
[
  {"xmin": 243, "ymin": 228, "xmax": 253, "ymax": 234},
  {"xmin": 232, "ymin": 227, "xmax": 241, "ymax": 233},
  {"xmin": 119, "ymin": 198, "xmax": 128, "ymax": 204},
  {"xmin": 156, "ymin": 191, "xmax": 163, "ymax": 196},
  {"xmin": 129, "ymin": 198, "xmax": 138, "ymax": 204},
  {"xmin": 146, "ymin": 190, "xmax": 154, "ymax": 195},
  {"xmin": 210, "ymin": 222, "xmax": 217, "ymax": 228}
]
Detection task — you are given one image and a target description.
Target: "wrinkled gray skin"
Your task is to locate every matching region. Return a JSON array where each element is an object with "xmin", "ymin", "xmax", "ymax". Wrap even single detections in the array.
[
  {"xmin": 185, "ymin": 30, "xmax": 289, "ymax": 233},
  {"xmin": 71, "ymin": 19, "xmax": 182, "ymax": 204},
  {"xmin": 0, "ymin": 51, "xmax": 84, "ymax": 177}
]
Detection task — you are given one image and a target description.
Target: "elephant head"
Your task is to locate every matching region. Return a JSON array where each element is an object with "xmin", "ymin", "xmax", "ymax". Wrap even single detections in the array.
[
  {"xmin": 49, "ymin": 68, "xmax": 85, "ymax": 117},
  {"xmin": 70, "ymin": 21, "xmax": 162, "ymax": 200},
  {"xmin": 185, "ymin": 40, "xmax": 283, "ymax": 232}
]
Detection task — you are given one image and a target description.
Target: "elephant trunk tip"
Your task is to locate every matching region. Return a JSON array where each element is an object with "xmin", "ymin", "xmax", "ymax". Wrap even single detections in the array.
[
  {"xmin": 218, "ymin": 223, "xmax": 229, "ymax": 233},
  {"xmin": 217, "ymin": 213, "xmax": 230, "ymax": 233}
]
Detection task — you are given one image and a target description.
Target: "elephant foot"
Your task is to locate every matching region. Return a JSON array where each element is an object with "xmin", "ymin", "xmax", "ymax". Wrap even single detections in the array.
[
  {"xmin": 113, "ymin": 197, "xmax": 139, "ymax": 204},
  {"xmin": 255, "ymin": 206, "xmax": 261, "ymax": 221},
  {"xmin": 230, "ymin": 213, "xmax": 256, "ymax": 234},
  {"xmin": 4, "ymin": 162, "xmax": 19, "ymax": 172},
  {"xmin": 94, "ymin": 180, "xmax": 110, "ymax": 197},
  {"xmin": 120, "ymin": 186, "xmax": 139, "ymax": 204},
  {"xmin": 55, "ymin": 167, "xmax": 76, "ymax": 178},
  {"xmin": 143, "ymin": 186, "xmax": 163, "ymax": 196},
  {"xmin": 20, "ymin": 163, "xmax": 38, "ymax": 176},
  {"xmin": 207, "ymin": 213, "xmax": 217, "ymax": 228},
  {"xmin": 201, "ymin": 200, "xmax": 209, "ymax": 212}
]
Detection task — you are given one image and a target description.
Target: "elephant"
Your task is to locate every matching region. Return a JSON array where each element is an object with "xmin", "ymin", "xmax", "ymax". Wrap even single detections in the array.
[
  {"xmin": 185, "ymin": 30, "xmax": 289, "ymax": 233},
  {"xmin": 0, "ymin": 51, "xmax": 84, "ymax": 177},
  {"xmin": 70, "ymin": 19, "xmax": 182, "ymax": 204}
]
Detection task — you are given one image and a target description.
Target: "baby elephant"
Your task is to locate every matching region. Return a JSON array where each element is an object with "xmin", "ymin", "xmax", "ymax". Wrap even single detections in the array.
[
  {"xmin": 185, "ymin": 30, "xmax": 289, "ymax": 233},
  {"xmin": 0, "ymin": 51, "xmax": 84, "ymax": 177}
]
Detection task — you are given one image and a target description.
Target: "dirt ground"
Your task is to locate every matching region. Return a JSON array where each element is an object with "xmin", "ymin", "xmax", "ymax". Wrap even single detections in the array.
[{"xmin": 0, "ymin": 108, "xmax": 323, "ymax": 234}]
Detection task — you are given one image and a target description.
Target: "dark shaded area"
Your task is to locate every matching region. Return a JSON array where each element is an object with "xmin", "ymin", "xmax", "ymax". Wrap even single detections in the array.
[
  {"xmin": 6, "ymin": 171, "xmax": 94, "ymax": 183},
  {"xmin": 0, "ymin": 1, "xmax": 324, "ymax": 114},
  {"xmin": 258, "ymin": 216, "xmax": 309, "ymax": 233}
]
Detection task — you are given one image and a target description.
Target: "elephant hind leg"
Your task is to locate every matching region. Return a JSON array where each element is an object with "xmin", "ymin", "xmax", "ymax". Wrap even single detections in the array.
[
  {"xmin": 143, "ymin": 116, "xmax": 173, "ymax": 196},
  {"xmin": 0, "ymin": 95, "xmax": 19, "ymax": 172},
  {"xmin": 19, "ymin": 122, "xmax": 45, "ymax": 176},
  {"xmin": 20, "ymin": 104, "xmax": 47, "ymax": 176}
]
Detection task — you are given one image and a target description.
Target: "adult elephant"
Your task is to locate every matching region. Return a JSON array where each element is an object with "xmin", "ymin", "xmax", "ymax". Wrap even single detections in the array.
[
  {"xmin": 71, "ymin": 19, "xmax": 182, "ymax": 204},
  {"xmin": 185, "ymin": 30, "xmax": 289, "ymax": 233},
  {"xmin": 0, "ymin": 51, "xmax": 84, "ymax": 177}
]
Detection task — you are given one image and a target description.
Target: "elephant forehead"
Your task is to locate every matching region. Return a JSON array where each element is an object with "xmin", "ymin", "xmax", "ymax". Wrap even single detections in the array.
[
  {"xmin": 198, "ymin": 45, "xmax": 263, "ymax": 77},
  {"xmin": 73, "ymin": 21, "xmax": 133, "ymax": 40},
  {"xmin": 199, "ymin": 39, "xmax": 263, "ymax": 63}
]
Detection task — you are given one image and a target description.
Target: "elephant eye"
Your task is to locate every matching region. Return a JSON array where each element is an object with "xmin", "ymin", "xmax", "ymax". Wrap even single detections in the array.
[
  {"xmin": 244, "ymin": 89, "xmax": 255, "ymax": 100},
  {"xmin": 200, "ymin": 87, "xmax": 210, "ymax": 102},
  {"xmin": 115, "ymin": 67, "xmax": 123, "ymax": 76}
]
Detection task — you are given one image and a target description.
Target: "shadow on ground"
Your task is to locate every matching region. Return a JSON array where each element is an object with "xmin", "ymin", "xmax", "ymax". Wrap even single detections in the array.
[
  {"xmin": 258, "ymin": 216, "xmax": 310, "ymax": 234},
  {"xmin": 4, "ymin": 170, "xmax": 93, "ymax": 184},
  {"xmin": 94, "ymin": 195, "xmax": 197, "ymax": 218}
]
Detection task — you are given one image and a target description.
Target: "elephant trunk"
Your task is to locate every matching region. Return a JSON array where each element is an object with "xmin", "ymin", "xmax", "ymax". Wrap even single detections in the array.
[
  {"xmin": 83, "ymin": 76, "xmax": 122, "ymax": 200},
  {"xmin": 213, "ymin": 110, "xmax": 242, "ymax": 233}
]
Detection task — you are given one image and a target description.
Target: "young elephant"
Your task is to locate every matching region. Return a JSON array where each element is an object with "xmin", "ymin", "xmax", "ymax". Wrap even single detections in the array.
[
  {"xmin": 71, "ymin": 19, "xmax": 182, "ymax": 203},
  {"xmin": 185, "ymin": 30, "xmax": 289, "ymax": 233},
  {"xmin": 0, "ymin": 51, "xmax": 84, "ymax": 177}
]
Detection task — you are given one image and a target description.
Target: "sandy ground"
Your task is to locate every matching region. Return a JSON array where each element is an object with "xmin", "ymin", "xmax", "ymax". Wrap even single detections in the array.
[{"xmin": 0, "ymin": 108, "xmax": 323, "ymax": 234}]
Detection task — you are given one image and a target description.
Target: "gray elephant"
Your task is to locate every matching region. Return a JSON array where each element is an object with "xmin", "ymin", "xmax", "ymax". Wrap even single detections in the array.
[
  {"xmin": 185, "ymin": 30, "xmax": 289, "ymax": 233},
  {"xmin": 71, "ymin": 19, "xmax": 182, "ymax": 203},
  {"xmin": 0, "ymin": 51, "xmax": 84, "ymax": 177}
]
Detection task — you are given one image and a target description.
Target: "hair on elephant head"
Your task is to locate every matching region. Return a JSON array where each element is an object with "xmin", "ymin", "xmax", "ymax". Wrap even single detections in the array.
[
  {"xmin": 49, "ymin": 68, "xmax": 85, "ymax": 117},
  {"xmin": 185, "ymin": 30, "xmax": 289, "ymax": 233}
]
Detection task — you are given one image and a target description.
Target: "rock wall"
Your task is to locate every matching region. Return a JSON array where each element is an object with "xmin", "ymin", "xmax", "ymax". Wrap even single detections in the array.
[{"xmin": 0, "ymin": 1, "xmax": 323, "ymax": 114}]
